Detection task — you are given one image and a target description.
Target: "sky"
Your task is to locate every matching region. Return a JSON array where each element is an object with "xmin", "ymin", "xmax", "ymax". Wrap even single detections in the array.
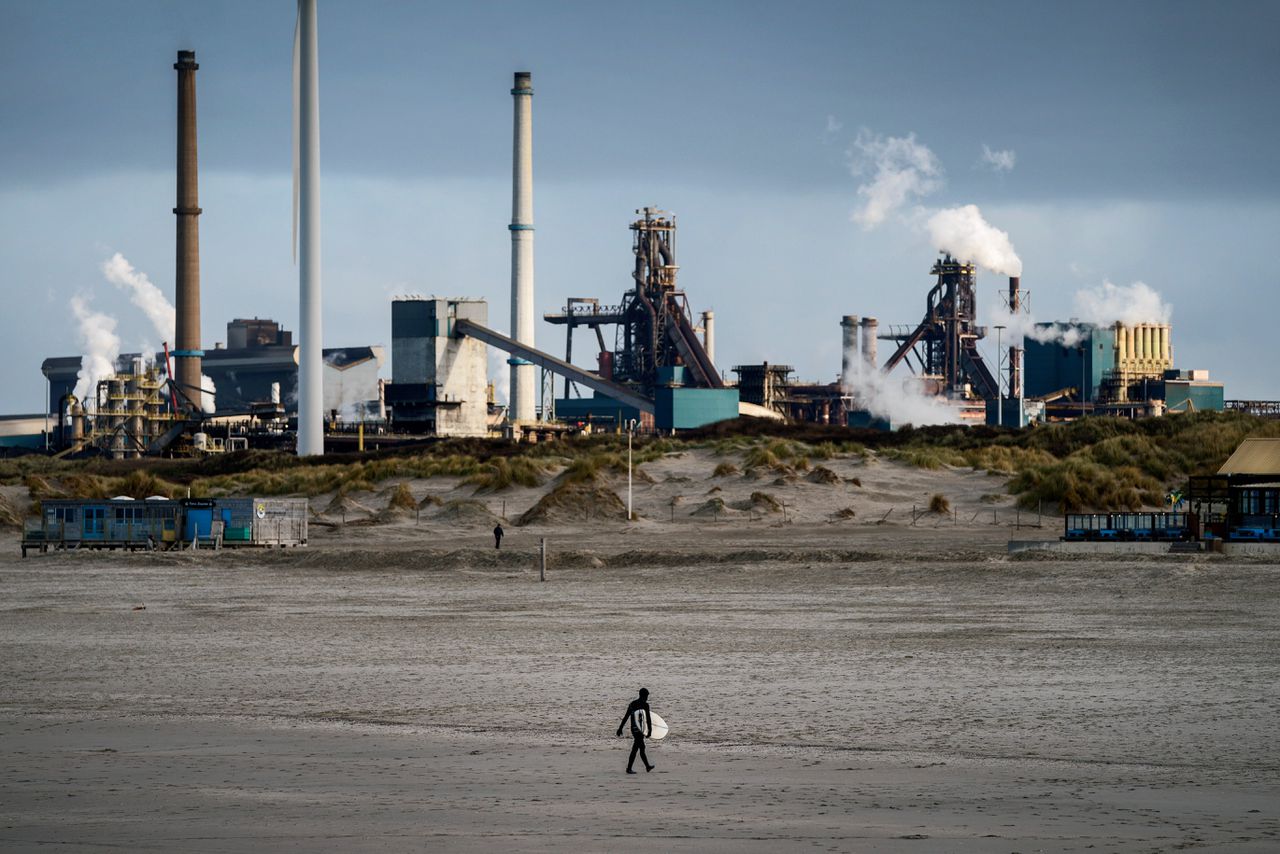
[{"xmin": 1, "ymin": 0, "xmax": 1278, "ymax": 413}]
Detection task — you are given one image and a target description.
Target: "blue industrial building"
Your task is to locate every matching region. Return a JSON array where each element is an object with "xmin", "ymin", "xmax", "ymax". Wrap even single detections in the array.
[{"xmin": 1023, "ymin": 323, "xmax": 1115, "ymax": 402}]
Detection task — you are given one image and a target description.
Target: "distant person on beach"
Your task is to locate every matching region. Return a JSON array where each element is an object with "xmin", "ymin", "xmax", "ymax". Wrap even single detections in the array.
[
  {"xmin": 493, "ymin": 523, "xmax": 504, "ymax": 549},
  {"xmin": 616, "ymin": 688, "xmax": 655, "ymax": 774}
]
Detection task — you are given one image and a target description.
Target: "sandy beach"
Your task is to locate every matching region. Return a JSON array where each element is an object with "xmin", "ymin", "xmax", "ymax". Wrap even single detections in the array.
[{"xmin": 3, "ymin": 453, "xmax": 1280, "ymax": 851}]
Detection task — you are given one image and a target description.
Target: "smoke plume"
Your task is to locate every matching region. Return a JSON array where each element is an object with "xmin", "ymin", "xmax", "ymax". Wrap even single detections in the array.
[
  {"xmin": 1073, "ymin": 280, "xmax": 1170, "ymax": 326},
  {"xmin": 989, "ymin": 279, "xmax": 1173, "ymax": 350},
  {"xmin": 101, "ymin": 252, "xmax": 176, "ymax": 344},
  {"xmin": 845, "ymin": 130, "xmax": 1023, "ymax": 276},
  {"xmin": 926, "ymin": 205, "xmax": 1023, "ymax": 277},
  {"xmin": 70, "ymin": 296, "xmax": 121, "ymax": 406},
  {"xmin": 979, "ymin": 144, "xmax": 1016, "ymax": 173},
  {"xmin": 841, "ymin": 347, "xmax": 961, "ymax": 427},
  {"xmin": 200, "ymin": 374, "xmax": 217, "ymax": 414},
  {"xmin": 848, "ymin": 130, "xmax": 943, "ymax": 228}
]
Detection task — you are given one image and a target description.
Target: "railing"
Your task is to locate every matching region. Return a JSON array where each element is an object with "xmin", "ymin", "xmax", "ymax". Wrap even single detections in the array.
[{"xmin": 1063, "ymin": 512, "xmax": 1190, "ymax": 541}]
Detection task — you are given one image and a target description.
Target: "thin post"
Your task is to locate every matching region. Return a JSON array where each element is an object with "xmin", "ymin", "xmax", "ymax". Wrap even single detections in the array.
[
  {"xmin": 995, "ymin": 324, "xmax": 1005, "ymax": 427},
  {"xmin": 627, "ymin": 419, "xmax": 635, "ymax": 521},
  {"xmin": 539, "ymin": 537, "xmax": 546, "ymax": 582}
]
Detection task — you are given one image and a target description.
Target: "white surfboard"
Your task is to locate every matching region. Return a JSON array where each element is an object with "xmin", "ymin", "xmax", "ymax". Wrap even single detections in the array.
[{"xmin": 632, "ymin": 709, "xmax": 669, "ymax": 741}]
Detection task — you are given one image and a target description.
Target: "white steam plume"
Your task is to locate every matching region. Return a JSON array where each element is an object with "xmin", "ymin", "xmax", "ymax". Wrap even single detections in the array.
[
  {"xmin": 101, "ymin": 253, "xmax": 217, "ymax": 411},
  {"xmin": 845, "ymin": 130, "xmax": 1024, "ymax": 277},
  {"xmin": 821, "ymin": 114, "xmax": 844, "ymax": 143},
  {"xmin": 926, "ymin": 204, "xmax": 1023, "ymax": 277},
  {"xmin": 200, "ymin": 373, "xmax": 217, "ymax": 414},
  {"xmin": 70, "ymin": 296, "xmax": 121, "ymax": 406},
  {"xmin": 1073, "ymin": 280, "xmax": 1170, "ymax": 326},
  {"xmin": 101, "ymin": 252, "xmax": 176, "ymax": 344},
  {"xmin": 841, "ymin": 347, "xmax": 961, "ymax": 427},
  {"xmin": 848, "ymin": 130, "xmax": 943, "ymax": 228},
  {"xmin": 989, "ymin": 279, "xmax": 1172, "ymax": 351},
  {"xmin": 979, "ymin": 144, "xmax": 1016, "ymax": 173}
]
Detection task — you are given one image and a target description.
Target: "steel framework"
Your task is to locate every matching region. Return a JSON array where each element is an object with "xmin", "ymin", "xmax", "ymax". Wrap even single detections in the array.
[{"xmin": 881, "ymin": 255, "xmax": 998, "ymax": 400}]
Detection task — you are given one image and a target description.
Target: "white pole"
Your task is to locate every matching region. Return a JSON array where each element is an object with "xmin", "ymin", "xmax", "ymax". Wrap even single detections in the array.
[
  {"xmin": 296, "ymin": 0, "xmax": 324, "ymax": 456},
  {"xmin": 627, "ymin": 424, "xmax": 633, "ymax": 521},
  {"xmin": 509, "ymin": 72, "xmax": 536, "ymax": 423},
  {"xmin": 994, "ymin": 325, "xmax": 1004, "ymax": 427}
]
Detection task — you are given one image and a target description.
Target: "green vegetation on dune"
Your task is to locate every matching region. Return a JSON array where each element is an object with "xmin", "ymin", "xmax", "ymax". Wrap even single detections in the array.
[
  {"xmin": 3, "ymin": 411, "xmax": 1274, "ymax": 516},
  {"xmin": 884, "ymin": 412, "xmax": 1280, "ymax": 512}
]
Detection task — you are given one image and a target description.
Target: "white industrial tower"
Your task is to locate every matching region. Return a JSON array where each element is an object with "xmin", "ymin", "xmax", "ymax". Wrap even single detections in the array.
[
  {"xmin": 295, "ymin": 0, "xmax": 323, "ymax": 455},
  {"xmin": 508, "ymin": 71, "xmax": 536, "ymax": 423}
]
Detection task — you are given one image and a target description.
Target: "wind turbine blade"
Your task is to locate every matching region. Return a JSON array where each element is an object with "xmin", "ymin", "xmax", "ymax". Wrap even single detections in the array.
[{"xmin": 292, "ymin": 0, "xmax": 301, "ymax": 265}]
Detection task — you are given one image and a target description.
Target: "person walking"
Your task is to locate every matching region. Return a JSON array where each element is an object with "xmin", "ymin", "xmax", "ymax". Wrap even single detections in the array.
[
  {"xmin": 616, "ymin": 688, "xmax": 655, "ymax": 774},
  {"xmin": 493, "ymin": 523, "xmax": 504, "ymax": 549}
]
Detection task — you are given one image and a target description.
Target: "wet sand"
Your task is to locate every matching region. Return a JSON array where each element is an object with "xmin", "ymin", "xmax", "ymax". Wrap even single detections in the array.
[{"xmin": 3, "ymin": 521, "xmax": 1279, "ymax": 851}]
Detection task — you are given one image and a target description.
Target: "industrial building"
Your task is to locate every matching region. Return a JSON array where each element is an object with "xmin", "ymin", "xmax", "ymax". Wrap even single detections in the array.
[
  {"xmin": 384, "ymin": 297, "xmax": 490, "ymax": 437},
  {"xmin": 1023, "ymin": 321, "xmax": 1222, "ymax": 416},
  {"xmin": 11, "ymin": 47, "xmax": 1255, "ymax": 454},
  {"xmin": 41, "ymin": 318, "xmax": 383, "ymax": 420}
]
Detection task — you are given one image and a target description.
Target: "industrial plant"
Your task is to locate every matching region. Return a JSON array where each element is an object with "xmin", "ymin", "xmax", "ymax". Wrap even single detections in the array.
[{"xmin": 0, "ymin": 43, "xmax": 1247, "ymax": 461}]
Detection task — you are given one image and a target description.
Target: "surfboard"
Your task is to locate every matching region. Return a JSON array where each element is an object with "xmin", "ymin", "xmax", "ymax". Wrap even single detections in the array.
[{"xmin": 632, "ymin": 709, "xmax": 669, "ymax": 741}]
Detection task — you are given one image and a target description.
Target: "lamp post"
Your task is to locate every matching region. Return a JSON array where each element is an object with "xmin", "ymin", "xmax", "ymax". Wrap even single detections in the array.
[
  {"xmin": 994, "ymin": 325, "xmax": 1005, "ymax": 427},
  {"xmin": 627, "ymin": 418, "xmax": 637, "ymax": 521},
  {"xmin": 1080, "ymin": 340, "xmax": 1088, "ymax": 419}
]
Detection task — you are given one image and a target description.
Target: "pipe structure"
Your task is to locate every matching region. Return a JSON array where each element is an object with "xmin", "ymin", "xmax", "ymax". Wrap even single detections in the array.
[
  {"xmin": 701, "ymin": 310, "xmax": 715, "ymax": 366},
  {"xmin": 1007, "ymin": 277, "xmax": 1021, "ymax": 397},
  {"xmin": 296, "ymin": 0, "xmax": 324, "ymax": 455},
  {"xmin": 508, "ymin": 71, "xmax": 536, "ymax": 423},
  {"xmin": 860, "ymin": 317, "xmax": 878, "ymax": 373},
  {"xmin": 173, "ymin": 50, "xmax": 202, "ymax": 407},
  {"xmin": 1160, "ymin": 324, "xmax": 1171, "ymax": 363},
  {"xmin": 840, "ymin": 315, "xmax": 859, "ymax": 390}
]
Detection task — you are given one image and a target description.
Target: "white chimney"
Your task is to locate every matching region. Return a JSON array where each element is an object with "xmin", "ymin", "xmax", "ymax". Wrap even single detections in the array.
[
  {"xmin": 508, "ymin": 71, "xmax": 536, "ymax": 423},
  {"xmin": 701, "ymin": 310, "xmax": 715, "ymax": 366},
  {"xmin": 295, "ymin": 0, "xmax": 324, "ymax": 455}
]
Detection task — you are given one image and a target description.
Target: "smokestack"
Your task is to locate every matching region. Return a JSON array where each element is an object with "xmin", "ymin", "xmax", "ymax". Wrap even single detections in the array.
[
  {"xmin": 860, "ymin": 317, "xmax": 878, "ymax": 372},
  {"xmin": 701, "ymin": 310, "xmax": 715, "ymax": 365},
  {"xmin": 509, "ymin": 71, "xmax": 536, "ymax": 423},
  {"xmin": 1007, "ymin": 276, "xmax": 1021, "ymax": 397},
  {"xmin": 841, "ymin": 315, "xmax": 859, "ymax": 390},
  {"xmin": 173, "ymin": 50, "xmax": 202, "ymax": 408},
  {"xmin": 295, "ymin": 0, "xmax": 324, "ymax": 455}
]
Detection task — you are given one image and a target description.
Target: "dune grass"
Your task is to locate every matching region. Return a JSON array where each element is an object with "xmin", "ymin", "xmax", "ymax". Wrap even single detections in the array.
[
  {"xmin": 387, "ymin": 482, "xmax": 417, "ymax": 511},
  {"xmin": 10, "ymin": 410, "xmax": 1275, "ymax": 516}
]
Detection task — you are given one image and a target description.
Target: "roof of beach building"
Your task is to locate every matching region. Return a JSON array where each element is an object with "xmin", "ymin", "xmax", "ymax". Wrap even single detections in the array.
[{"xmin": 1218, "ymin": 437, "xmax": 1280, "ymax": 476}]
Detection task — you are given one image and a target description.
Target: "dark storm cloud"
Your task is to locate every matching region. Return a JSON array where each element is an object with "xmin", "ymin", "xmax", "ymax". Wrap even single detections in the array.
[{"xmin": 1, "ymin": 1, "xmax": 1276, "ymax": 200}]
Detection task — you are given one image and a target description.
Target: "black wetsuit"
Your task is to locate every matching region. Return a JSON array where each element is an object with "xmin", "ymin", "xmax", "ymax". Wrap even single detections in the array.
[
  {"xmin": 620, "ymin": 698, "xmax": 653, "ymax": 772},
  {"xmin": 493, "ymin": 525, "xmax": 503, "ymax": 549}
]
